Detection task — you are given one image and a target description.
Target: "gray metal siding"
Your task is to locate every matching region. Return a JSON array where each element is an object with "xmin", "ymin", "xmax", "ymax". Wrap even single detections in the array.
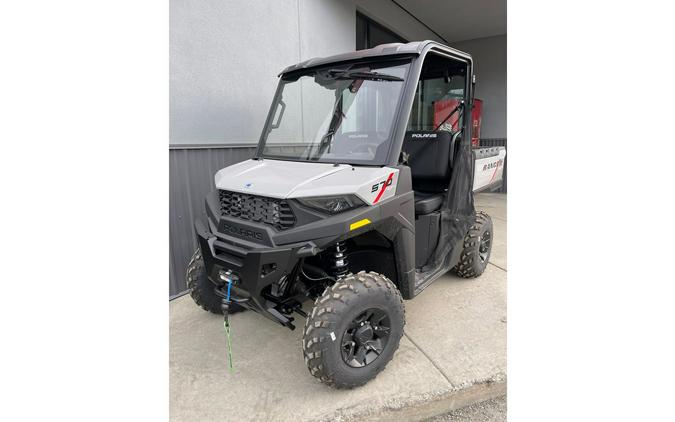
[{"xmin": 169, "ymin": 146, "xmax": 256, "ymax": 297}]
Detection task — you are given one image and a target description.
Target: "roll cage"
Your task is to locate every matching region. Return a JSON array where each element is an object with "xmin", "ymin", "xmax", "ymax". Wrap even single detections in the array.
[{"xmin": 255, "ymin": 40, "xmax": 475, "ymax": 167}]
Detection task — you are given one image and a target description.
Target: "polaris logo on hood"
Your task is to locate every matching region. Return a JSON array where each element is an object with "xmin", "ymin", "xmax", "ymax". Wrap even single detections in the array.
[{"xmin": 411, "ymin": 133, "xmax": 437, "ymax": 139}]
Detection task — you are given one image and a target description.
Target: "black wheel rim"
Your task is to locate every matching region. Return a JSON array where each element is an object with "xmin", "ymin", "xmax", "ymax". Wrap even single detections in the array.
[
  {"xmin": 340, "ymin": 308, "xmax": 391, "ymax": 368},
  {"xmin": 479, "ymin": 230, "xmax": 491, "ymax": 263}
]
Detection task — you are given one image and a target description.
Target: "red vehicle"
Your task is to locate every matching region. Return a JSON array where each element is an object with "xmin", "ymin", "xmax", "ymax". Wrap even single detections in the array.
[{"xmin": 433, "ymin": 98, "xmax": 483, "ymax": 147}]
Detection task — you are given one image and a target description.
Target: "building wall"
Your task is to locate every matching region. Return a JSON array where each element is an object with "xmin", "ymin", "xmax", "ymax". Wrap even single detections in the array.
[
  {"xmin": 354, "ymin": 0, "xmax": 443, "ymax": 43},
  {"xmin": 170, "ymin": 0, "xmax": 355, "ymax": 146},
  {"xmin": 451, "ymin": 35, "xmax": 507, "ymax": 139}
]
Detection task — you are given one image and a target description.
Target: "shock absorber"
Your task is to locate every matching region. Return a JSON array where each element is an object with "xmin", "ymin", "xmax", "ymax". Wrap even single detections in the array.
[{"xmin": 330, "ymin": 241, "xmax": 349, "ymax": 279}]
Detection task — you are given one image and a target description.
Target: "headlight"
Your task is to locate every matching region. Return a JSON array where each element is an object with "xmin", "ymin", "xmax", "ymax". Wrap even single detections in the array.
[{"xmin": 296, "ymin": 195, "xmax": 365, "ymax": 214}]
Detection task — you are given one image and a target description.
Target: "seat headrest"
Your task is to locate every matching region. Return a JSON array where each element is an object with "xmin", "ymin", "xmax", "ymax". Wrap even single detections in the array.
[
  {"xmin": 403, "ymin": 130, "xmax": 452, "ymax": 143},
  {"xmin": 402, "ymin": 130, "xmax": 454, "ymax": 184}
]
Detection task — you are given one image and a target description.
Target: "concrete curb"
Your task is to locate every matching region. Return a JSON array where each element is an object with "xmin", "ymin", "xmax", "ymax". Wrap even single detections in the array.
[{"xmin": 314, "ymin": 374, "xmax": 506, "ymax": 422}]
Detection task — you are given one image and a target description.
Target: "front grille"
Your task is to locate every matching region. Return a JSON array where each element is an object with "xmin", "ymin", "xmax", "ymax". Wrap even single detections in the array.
[{"xmin": 218, "ymin": 190, "xmax": 296, "ymax": 231}]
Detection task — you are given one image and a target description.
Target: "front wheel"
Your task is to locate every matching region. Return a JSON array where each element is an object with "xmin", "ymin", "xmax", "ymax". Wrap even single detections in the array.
[
  {"xmin": 302, "ymin": 271, "xmax": 405, "ymax": 389},
  {"xmin": 186, "ymin": 249, "xmax": 245, "ymax": 315},
  {"xmin": 453, "ymin": 211, "xmax": 493, "ymax": 278}
]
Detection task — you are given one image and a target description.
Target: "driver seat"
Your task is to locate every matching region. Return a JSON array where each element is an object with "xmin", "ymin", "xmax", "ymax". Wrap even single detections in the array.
[
  {"xmin": 414, "ymin": 191, "xmax": 444, "ymax": 214},
  {"xmin": 402, "ymin": 130, "xmax": 459, "ymax": 215}
]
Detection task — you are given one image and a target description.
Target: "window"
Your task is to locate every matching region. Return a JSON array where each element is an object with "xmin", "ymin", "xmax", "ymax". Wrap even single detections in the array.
[
  {"xmin": 356, "ymin": 12, "xmax": 407, "ymax": 50},
  {"xmin": 407, "ymin": 53, "xmax": 467, "ymax": 133},
  {"xmin": 259, "ymin": 60, "xmax": 411, "ymax": 165}
]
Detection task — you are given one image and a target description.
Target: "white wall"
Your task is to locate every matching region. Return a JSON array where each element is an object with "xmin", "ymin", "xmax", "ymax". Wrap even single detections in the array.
[
  {"xmin": 170, "ymin": 0, "xmax": 355, "ymax": 146},
  {"xmin": 170, "ymin": 0, "xmax": 506, "ymax": 144},
  {"xmin": 451, "ymin": 35, "xmax": 506, "ymax": 139}
]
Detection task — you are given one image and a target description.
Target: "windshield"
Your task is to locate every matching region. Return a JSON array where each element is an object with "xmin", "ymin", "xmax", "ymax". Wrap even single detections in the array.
[{"xmin": 259, "ymin": 60, "xmax": 411, "ymax": 165}]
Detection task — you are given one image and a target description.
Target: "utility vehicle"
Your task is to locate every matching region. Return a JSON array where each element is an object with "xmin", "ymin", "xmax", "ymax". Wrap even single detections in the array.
[{"xmin": 186, "ymin": 41, "xmax": 505, "ymax": 388}]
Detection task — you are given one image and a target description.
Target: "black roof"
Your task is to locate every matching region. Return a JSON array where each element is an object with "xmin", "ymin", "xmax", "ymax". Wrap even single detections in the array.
[{"xmin": 279, "ymin": 40, "xmax": 471, "ymax": 76}]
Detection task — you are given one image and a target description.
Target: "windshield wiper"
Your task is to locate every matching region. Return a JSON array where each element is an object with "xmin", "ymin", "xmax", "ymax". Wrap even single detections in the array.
[
  {"xmin": 315, "ymin": 94, "xmax": 347, "ymax": 158},
  {"xmin": 326, "ymin": 69, "xmax": 404, "ymax": 82},
  {"xmin": 303, "ymin": 130, "xmax": 333, "ymax": 160}
]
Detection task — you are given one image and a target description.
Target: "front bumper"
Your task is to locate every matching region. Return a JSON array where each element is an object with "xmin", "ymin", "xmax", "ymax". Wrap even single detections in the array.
[{"xmin": 194, "ymin": 218, "xmax": 317, "ymax": 329}]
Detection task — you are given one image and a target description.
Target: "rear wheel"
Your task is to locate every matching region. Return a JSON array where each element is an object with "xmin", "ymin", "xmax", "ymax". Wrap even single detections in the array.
[
  {"xmin": 453, "ymin": 211, "xmax": 493, "ymax": 278},
  {"xmin": 302, "ymin": 271, "xmax": 405, "ymax": 389},
  {"xmin": 186, "ymin": 249, "xmax": 245, "ymax": 314}
]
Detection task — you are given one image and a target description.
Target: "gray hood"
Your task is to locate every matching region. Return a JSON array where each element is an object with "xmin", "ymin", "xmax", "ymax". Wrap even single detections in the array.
[{"xmin": 214, "ymin": 159, "xmax": 351, "ymax": 199}]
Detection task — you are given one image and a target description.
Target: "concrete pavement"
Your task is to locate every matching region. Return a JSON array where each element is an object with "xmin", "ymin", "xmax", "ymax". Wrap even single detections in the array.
[
  {"xmin": 429, "ymin": 395, "xmax": 506, "ymax": 422},
  {"xmin": 170, "ymin": 193, "xmax": 506, "ymax": 422}
]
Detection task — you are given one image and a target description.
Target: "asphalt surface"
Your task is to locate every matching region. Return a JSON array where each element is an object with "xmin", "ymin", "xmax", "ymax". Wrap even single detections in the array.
[{"xmin": 170, "ymin": 193, "xmax": 506, "ymax": 421}]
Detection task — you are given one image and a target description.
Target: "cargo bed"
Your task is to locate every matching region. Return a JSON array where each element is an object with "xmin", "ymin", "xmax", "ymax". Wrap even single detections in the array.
[{"xmin": 473, "ymin": 147, "xmax": 506, "ymax": 192}]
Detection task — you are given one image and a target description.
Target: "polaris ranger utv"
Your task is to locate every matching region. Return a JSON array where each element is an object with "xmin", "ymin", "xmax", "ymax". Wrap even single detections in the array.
[{"xmin": 186, "ymin": 41, "xmax": 505, "ymax": 388}]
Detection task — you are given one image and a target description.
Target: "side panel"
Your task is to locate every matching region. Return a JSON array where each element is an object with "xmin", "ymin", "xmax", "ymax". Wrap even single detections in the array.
[
  {"xmin": 354, "ymin": 168, "xmax": 399, "ymax": 205},
  {"xmin": 473, "ymin": 147, "xmax": 506, "ymax": 192},
  {"xmin": 341, "ymin": 165, "xmax": 415, "ymax": 299},
  {"xmin": 393, "ymin": 227, "xmax": 416, "ymax": 299},
  {"xmin": 414, "ymin": 213, "xmax": 440, "ymax": 268},
  {"xmin": 386, "ymin": 165, "xmax": 416, "ymax": 299}
]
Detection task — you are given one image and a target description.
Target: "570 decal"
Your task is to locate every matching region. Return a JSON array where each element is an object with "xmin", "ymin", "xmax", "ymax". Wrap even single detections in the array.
[
  {"xmin": 371, "ymin": 177, "xmax": 393, "ymax": 193},
  {"xmin": 371, "ymin": 172, "xmax": 395, "ymax": 204}
]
